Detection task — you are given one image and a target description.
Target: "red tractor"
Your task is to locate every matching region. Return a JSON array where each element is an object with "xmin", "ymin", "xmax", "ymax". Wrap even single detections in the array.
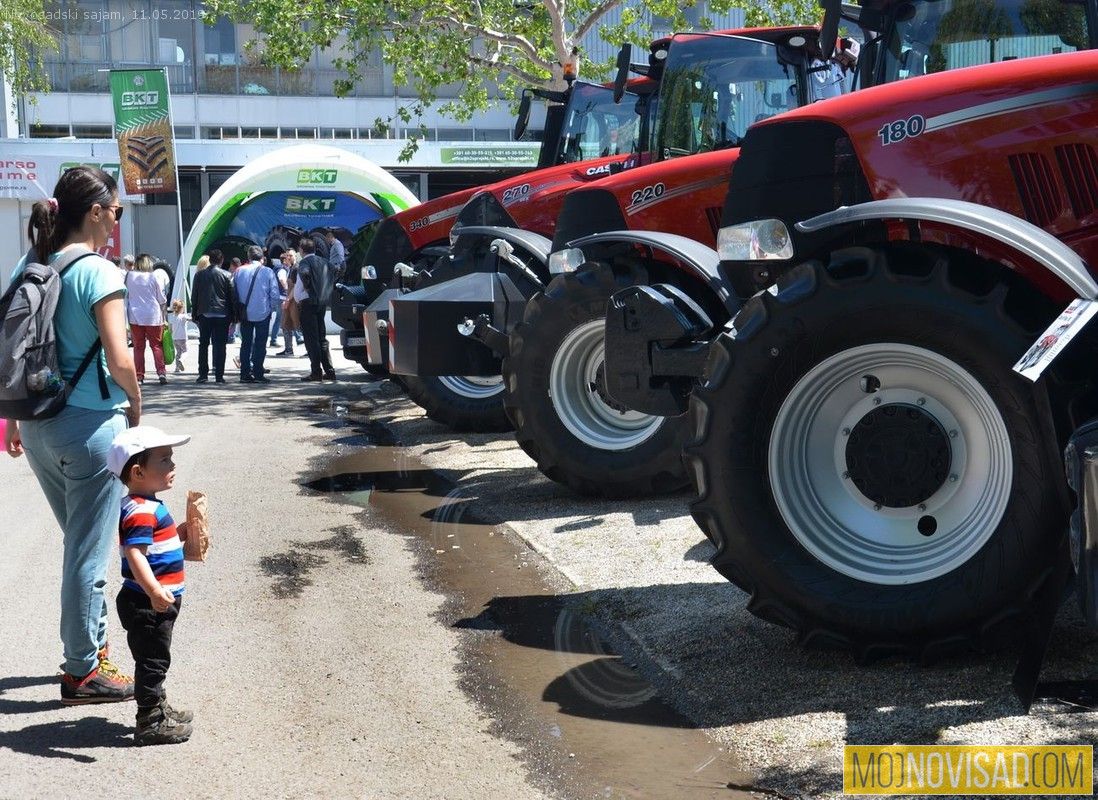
[
  {"xmin": 593, "ymin": 0, "xmax": 1098, "ymax": 654},
  {"xmin": 333, "ymin": 52, "xmax": 646, "ymax": 380},
  {"xmin": 384, "ymin": 22, "xmax": 852, "ymax": 454}
]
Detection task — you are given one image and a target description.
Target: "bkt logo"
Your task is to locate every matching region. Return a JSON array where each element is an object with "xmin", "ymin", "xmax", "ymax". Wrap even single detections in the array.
[
  {"xmin": 121, "ymin": 91, "xmax": 159, "ymax": 107},
  {"xmin": 297, "ymin": 169, "xmax": 337, "ymax": 185},
  {"xmin": 285, "ymin": 196, "xmax": 337, "ymax": 213}
]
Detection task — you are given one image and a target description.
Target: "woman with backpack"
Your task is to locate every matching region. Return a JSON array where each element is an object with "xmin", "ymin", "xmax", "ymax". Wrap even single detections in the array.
[{"xmin": 2, "ymin": 165, "xmax": 141, "ymax": 705}]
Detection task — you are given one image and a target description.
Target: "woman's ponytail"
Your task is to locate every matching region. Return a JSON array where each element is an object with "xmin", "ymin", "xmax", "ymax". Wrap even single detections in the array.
[
  {"xmin": 27, "ymin": 199, "xmax": 58, "ymax": 264},
  {"xmin": 27, "ymin": 165, "xmax": 116, "ymax": 263}
]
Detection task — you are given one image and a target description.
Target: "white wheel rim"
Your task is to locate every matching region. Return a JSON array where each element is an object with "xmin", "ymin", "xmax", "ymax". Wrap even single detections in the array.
[
  {"xmin": 437, "ymin": 374, "xmax": 504, "ymax": 399},
  {"xmin": 548, "ymin": 320, "xmax": 663, "ymax": 451},
  {"xmin": 768, "ymin": 343, "xmax": 1012, "ymax": 585}
]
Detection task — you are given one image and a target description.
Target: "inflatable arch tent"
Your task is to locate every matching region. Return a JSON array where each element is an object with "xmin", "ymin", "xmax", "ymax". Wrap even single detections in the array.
[{"xmin": 173, "ymin": 144, "xmax": 419, "ymax": 304}]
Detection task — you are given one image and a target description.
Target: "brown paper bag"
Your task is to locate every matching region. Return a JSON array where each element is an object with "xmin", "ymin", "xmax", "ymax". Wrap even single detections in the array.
[{"xmin": 183, "ymin": 490, "xmax": 210, "ymax": 562}]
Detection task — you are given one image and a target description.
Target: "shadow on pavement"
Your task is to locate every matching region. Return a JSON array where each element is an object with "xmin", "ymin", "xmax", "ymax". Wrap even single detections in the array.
[
  {"xmin": 0, "ymin": 675, "xmax": 61, "ymax": 715},
  {"xmin": 0, "ymin": 715, "xmax": 133, "ymax": 762}
]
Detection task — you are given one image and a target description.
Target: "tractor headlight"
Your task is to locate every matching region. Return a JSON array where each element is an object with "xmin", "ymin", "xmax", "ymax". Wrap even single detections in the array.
[
  {"xmin": 548, "ymin": 247, "xmax": 586, "ymax": 275},
  {"xmin": 717, "ymin": 219, "xmax": 794, "ymax": 261}
]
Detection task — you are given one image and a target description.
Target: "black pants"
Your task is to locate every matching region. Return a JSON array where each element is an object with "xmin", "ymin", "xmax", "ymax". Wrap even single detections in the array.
[
  {"xmin": 116, "ymin": 590, "xmax": 181, "ymax": 708},
  {"xmin": 299, "ymin": 302, "xmax": 334, "ymax": 376},
  {"xmin": 196, "ymin": 315, "xmax": 230, "ymax": 379}
]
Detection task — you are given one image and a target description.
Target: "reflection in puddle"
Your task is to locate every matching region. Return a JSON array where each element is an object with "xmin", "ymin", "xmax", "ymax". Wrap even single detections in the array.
[{"xmin": 305, "ymin": 443, "xmax": 751, "ymax": 798}]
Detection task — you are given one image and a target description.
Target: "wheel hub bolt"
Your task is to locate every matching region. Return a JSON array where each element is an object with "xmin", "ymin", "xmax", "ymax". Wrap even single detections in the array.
[
  {"xmin": 873, "ymin": 398, "xmax": 882, "ymax": 406},
  {"xmin": 949, "ymin": 474, "xmax": 958, "ymax": 482},
  {"xmin": 769, "ymin": 347, "xmax": 780, "ymax": 357},
  {"xmin": 873, "ymin": 504, "xmax": 882, "ymax": 511},
  {"xmin": 842, "ymin": 471, "xmax": 850, "ymax": 479},
  {"xmin": 918, "ymin": 503, "xmax": 927, "ymax": 511},
  {"xmin": 842, "ymin": 427, "xmax": 851, "ymax": 436},
  {"xmin": 917, "ymin": 397, "xmax": 926, "ymax": 406},
  {"xmin": 949, "ymin": 429, "xmax": 958, "ymax": 438}
]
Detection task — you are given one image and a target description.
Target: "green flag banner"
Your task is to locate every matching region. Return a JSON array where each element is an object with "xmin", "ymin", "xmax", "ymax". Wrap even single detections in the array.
[{"xmin": 110, "ymin": 69, "xmax": 177, "ymax": 195}]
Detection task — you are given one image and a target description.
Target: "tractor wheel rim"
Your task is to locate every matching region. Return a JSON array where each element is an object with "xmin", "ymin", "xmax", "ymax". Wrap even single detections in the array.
[
  {"xmin": 768, "ymin": 343, "xmax": 1012, "ymax": 586},
  {"xmin": 548, "ymin": 320, "xmax": 663, "ymax": 451},
  {"xmin": 437, "ymin": 374, "xmax": 505, "ymax": 399}
]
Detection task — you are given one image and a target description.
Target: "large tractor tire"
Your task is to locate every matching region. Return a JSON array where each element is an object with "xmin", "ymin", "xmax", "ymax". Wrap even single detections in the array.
[
  {"xmin": 400, "ymin": 374, "xmax": 511, "ymax": 432},
  {"xmin": 503, "ymin": 265, "xmax": 691, "ymax": 498},
  {"xmin": 685, "ymin": 243, "xmax": 1068, "ymax": 657}
]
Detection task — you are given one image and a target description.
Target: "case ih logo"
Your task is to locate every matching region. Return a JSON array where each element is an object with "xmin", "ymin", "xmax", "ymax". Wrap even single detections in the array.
[
  {"xmin": 121, "ymin": 91, "xmax": 159, "ymax": 107},
  {"xmin": 297, "ymin": 169, "xmax": 338, "ymax": 185},
  {"xmin": 285, "ymin": 196, "xmax": 337, "ymax": 213}
]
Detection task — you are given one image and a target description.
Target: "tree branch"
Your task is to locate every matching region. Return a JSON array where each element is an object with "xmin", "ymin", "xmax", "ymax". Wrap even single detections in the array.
[
  {"xmin": 574, "ymin": 0, "xmax": 623, "ymax": 44},
  {"xmin": 540, "ymin": 0, "xmax": 571, "ymax": 63},
  {"xmin": 421, "ymin": 15, "xmax": 553, "ymax": 70},
  {"xmin": 467, "ymin": 54, "xmax": 546, "ymax": 86}
]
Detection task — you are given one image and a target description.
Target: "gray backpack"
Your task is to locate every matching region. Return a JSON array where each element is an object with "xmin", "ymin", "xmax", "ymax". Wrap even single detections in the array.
[{"xmin": 0, "ymin": 248, "xmax": 110, "ymax": 420}]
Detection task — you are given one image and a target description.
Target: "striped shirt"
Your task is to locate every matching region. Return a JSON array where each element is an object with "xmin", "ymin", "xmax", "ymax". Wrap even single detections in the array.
[{"xmin": 119, "ymin": 495, "xmax": 185, "ymax": 597}]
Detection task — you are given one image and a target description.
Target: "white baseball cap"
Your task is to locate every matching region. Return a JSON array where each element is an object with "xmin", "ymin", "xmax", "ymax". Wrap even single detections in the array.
[{"xmin": 108, "ymin": 425, "xmax": 190, "ymax": 478}]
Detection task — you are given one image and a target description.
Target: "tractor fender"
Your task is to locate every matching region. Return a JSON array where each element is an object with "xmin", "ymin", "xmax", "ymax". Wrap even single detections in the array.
[
  {"xmin": 795, "ymin": 198, "xmax": 1098, "ymax": 300},
  {"xmin": 451, "ymin": 226, "xmax": 553, "ymax": 266},
  {"xmin": 564, "ymin": 230, "xmax": 735, "ymax": 312}
]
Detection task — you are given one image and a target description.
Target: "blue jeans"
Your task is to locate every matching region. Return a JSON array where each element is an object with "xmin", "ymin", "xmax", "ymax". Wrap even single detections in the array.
[
  {"xmin": 239, "ymin": 317, "xmax": 271, "ymax": 379},
  {"xmin": 269, "ymin": 302, "xmax": 283, "ymax": 344},
  {"xmin": 21, "ymin": 406, "xmax": 126, "ymax": 677}
]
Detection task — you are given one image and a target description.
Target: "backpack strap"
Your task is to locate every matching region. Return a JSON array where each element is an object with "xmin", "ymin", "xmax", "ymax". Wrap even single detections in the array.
[
  {"xmin": 54, "ymin": 249, "xmax": 111, "ymax": 400},
  {"xmin": 68, "ymin": 340, "xmax": 108, "ymax": 399}
]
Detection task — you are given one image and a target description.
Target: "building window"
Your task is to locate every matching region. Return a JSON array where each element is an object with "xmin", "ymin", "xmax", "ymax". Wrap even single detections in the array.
[
  {"xmin": 475, "ymin": 129, "xmax": 511, "ymax": 142},
  {"xmin": 259, "ymin": 127, "xmax": 277, "ymax": 138},
  {"xmin": 437, "ymin": 128, "xmax": 475, "ymax": 141},
  {"xmin": 203, "ymin": 15, "xmax": 236, "ymax": 65},
  {"xmin": 72, "ymin": 124, "xmax": 112, "ymax": 139},
  {"xmin": 174, "ymin": 125, "xmax": 195, "ymax": 139},
  {"xmin": 295, "ymin": 128, "xmax": 316, "ymax": 139},
  {"xmin": 30, "ymin": 124, "xmax": 71, "ymax": 138},
  {"xmin": 200, "ymin": 125, "xmax": 237, "ymax": 139}
]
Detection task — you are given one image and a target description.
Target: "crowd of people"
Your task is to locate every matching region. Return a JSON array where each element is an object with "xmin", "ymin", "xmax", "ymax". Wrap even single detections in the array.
[
  {"xmin": 189, "ymin": 235, "xmax": 341, "ymax": 383},
  {"xmin": 108, "ymin": 228, "xmax": 344, "ymax": 385}
]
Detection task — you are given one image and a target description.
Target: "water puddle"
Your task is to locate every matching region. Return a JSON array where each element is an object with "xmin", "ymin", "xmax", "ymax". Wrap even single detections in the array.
[{"xmin": 305, "ymin": 437, "xmax": 753, "ymax": 798}]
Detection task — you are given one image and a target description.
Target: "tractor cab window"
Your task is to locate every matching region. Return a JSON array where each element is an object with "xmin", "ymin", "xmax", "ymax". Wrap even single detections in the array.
[
  {"xmin": 552, "ymin": 82, "xmax": 643, "ymax": 164},
  {"xmin": 655, "ymin": 34, "xmax": 803, "ymax": 160},
  {"xmin": 881, "ymin": 0, "xmax": 1089, "ymax": 81}
]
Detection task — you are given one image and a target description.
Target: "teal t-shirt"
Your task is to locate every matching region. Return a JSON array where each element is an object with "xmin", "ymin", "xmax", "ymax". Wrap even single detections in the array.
[{"xmin": 11, "ymin": 249, "xmax": 129, "ymax": 411}]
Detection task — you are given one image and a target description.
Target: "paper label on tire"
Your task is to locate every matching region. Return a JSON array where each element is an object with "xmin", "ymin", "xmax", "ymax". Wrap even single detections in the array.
[{"xmin": 1013, "ymin": 299, "xmax": 1098, "ymax": 381}]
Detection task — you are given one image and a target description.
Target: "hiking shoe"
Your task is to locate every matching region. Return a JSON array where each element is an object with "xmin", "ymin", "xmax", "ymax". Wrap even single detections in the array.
[
  {"xmin": 60, "ymin": 666, "xmax": 135, "ymax": 705},
  {"xmin": 158, "ymin": 375, "xmax": 168, "ymax": 385},
  {"xmin": 162, "ymin": 701, "xmax": 194, "ymax": 724},
  {"xmin": 323, "ymin": 371, "xmax": 338, "ymax": 382},
  {"xmin": 135, "ymin": 703, "xmax": 192, "ymax": 746}
]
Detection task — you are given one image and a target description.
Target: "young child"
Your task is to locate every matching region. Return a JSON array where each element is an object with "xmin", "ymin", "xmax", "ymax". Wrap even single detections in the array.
[
  {"xmin": 107, "ymin": 426, "xmax": 194, "ymax": 746},
  {"xmin": 168, "ymin": 299, "xmax": 189, "ymax": 373}
]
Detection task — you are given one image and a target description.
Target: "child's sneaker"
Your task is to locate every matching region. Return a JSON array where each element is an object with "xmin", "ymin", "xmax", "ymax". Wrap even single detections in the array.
[
  {"xmin": 60, "ymin": 666, "xmax": 135, "ymax": 705},
  {"xmin": 135, "ymin": 702, "xmax": 192, "ymax": 746}
]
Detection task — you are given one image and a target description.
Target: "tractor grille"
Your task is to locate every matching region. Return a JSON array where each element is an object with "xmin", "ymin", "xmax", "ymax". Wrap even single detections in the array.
[
  {"xmin": 1055, "ymin": 143, "xmax": 1098, "ymax": 220},
  {"xmin": 1008, "ymin": 152, "xmax": 1063, "ymax": 227}
]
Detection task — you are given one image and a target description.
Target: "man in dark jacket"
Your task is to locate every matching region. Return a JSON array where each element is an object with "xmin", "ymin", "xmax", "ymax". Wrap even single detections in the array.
[
  {"xmin": 295, "ymin": 238, "xmax": 336, "ymax": 381},
  {"xmin": 191, "ymin": 249, "xmax": 234, "ymax": 383}
]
